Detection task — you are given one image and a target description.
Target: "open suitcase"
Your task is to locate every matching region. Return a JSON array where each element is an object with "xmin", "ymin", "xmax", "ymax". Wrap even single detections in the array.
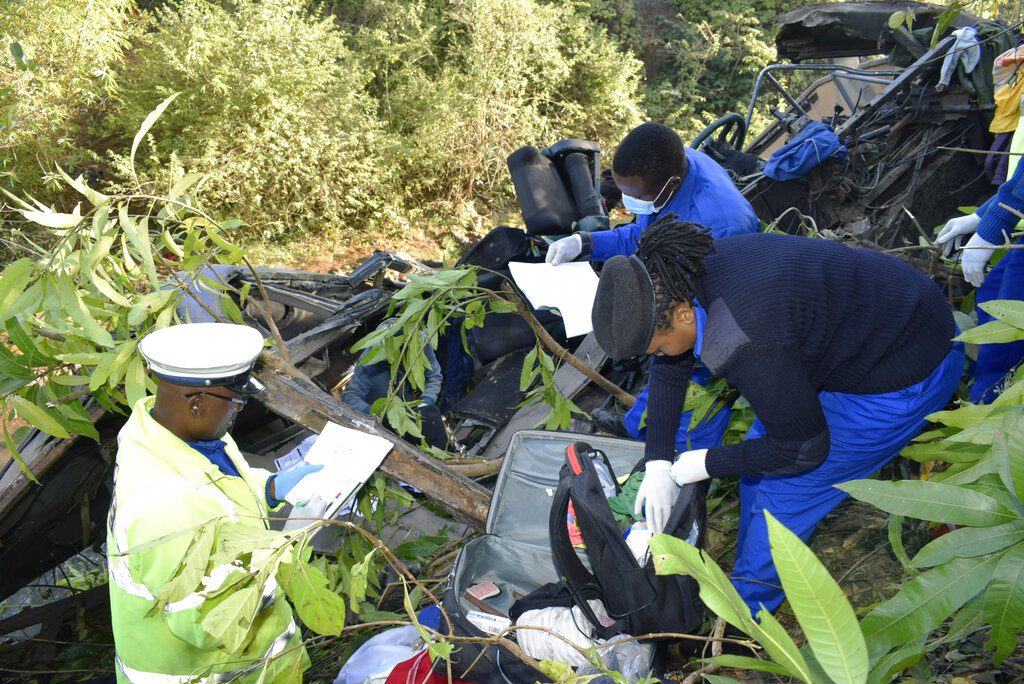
[{"xmin": 436, "ymin": 430, "xmax": 700, "ymax": 682}]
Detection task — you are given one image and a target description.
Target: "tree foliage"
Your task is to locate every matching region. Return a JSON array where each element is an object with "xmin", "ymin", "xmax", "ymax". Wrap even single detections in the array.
[{"xmin": 1, "ymin": 0, "xmax": 135, "ymax": 195}]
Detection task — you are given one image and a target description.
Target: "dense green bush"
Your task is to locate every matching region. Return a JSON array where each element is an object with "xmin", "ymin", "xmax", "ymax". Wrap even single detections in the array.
[
  {"xmin": 100, "ymin": 0, "xmax": 642, "ymax": 245},
  {"xmin": 0, "ymin": 0, "xmax": 134, "ymax": 195},
  {"xmin": 104, "ymin": 0, "xmax": 397, "ymax": 243}
]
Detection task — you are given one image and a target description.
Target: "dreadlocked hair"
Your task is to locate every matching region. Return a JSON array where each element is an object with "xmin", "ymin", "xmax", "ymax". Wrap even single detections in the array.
[{"xmin": 636, "ymin": 213, "xmax": 716, "ymax": 331}]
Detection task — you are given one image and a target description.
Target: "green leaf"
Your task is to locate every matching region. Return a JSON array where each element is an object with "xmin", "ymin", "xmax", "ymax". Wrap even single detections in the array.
[
  {"xmin": 748, "ymin": 608, "xmax": 814, "ymax": 683},
  {"xmin": 927, "ymin": 402, "xmax": 1006, "ymax": 430},
  {"xmin": 888, "ymin": 514, "xmax": 913, "ymax": 571},
  {"xmin": 982, "ymin": 543, "xmax": 1024, "ymax": 663},
  {"xmin": 861, "ymin": 554, "xmax": 1001, "ymax": 657},
  {"xmin": 279, "ymin": 560, "xmax": 346, "ymax": 636},
  {"xmin": 401, "ymin": 578, "xmax": 452, "ymax": 660},
  {"xmin": 119, "ymin": 206, "xmax": 159, "ymax": 289},
  {"xmin": 650, "ymin": 534, "xmax": 754, "ymax": 636},
  {"xmin": 55, "ymin": 166, "xmax": 109, "ymax": 207},
  {"xmin": 992, "ymin": 429, "xmax": 1024, "ymax": 502},
  {"xmin": 955, "ymin": 320, "xmax": 1024, "ymax": 344},
  {"xmin": 169, "ymin": 172, "xmax": 208, "ymax": 198},
  {"xmin": 703, "ymin": 655, "xmax": 787, "ymax": 676},
  {"xmin": 701, "ymin": 677, "xmax": 744, "ymax": 684},
  {"xmin": 155, "ymin": 525, "xmax": 216, "ymax": 603},
  {"xmin": 0, "ymin": 258, "xmax": 35, "ymax": 313},
  {"xmin": 200, "ymin": 582, "xmax": 260, "ymax": 654},
  {"xmin": 5, "ymin": 318, "xmax": 56, "ymax": 367},
  {"xmin": 10, "ymin": 41, "xmax": 26, "ymax": 69},
  {"xmin": 20, "ymin": 206, "xmax": 83, "ymax": 229},
  {"xmin": 125, "ymin": 355, "xmax": 148, "ymax": 408},
  {"xmin": 912, "ymin": 522, "xmax": 1024, "ymax": 568},
  {"xmin": 89, "ymin": 270, "xmax": 132, "ymax": 308},
  {"xmin": 900, "ymin": 439, "xmax": 988, "ymax": 464},
  {"xmin": 932, "ymin": 456, "xmax": 1000, "ymax": 486},
  {"xmin": 348, "ymin": 549, "xmax": 375, "ymax": 613},
  {"xmin": 765, "ymin": 510, "xmax": 867, "ymax": 683},
  {"xmin": 7, "ymin": 395, "xmax": 70, "ymax": 438},
  {"xmin": 865, "ymin": 636, "xmax": 926, "ymax": 684},
  {"xmin": 131, "ymin": 93, "xmax": 180, "ymax": 177},
  {"xmin": 979, "ymin": 299, "xmax": 1024, "ymax": 331},
  {"xmin": 836, "ymin": 479, "xmax": 1017, "ymax": 527},
  {"xmin": 89, "ymin": 340, "xmax": 137, "ymax": 392},
  {"xmin": 3, "ymin": 419, "xmax": 38, "ymax": 484},
  {"xmin": 55, "ymin": 281, "xmax": 114, "ymax": 348}
]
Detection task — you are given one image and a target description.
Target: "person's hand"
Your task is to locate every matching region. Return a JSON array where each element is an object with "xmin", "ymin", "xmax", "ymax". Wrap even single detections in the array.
[
  {"xmin": 545, "ymin": 234, "xmax": 583, "ymax": 265},
  {"xmin": 961, "ymin": 233, "xmax": 998, "ymax": 287},
  {"xmin": 670, "ymin": 449, "xmax": 710, "ymax": 486},
  {"xmin": 935, "ymin": 213, "xmax": 981, "ymax": 258},
  {"xmin": 418, "ymin": 396, "xmax": 435, "ymax": 408},
  {"xmin": 633, "ymin": 460, "xmax": 680, "ymax": 535},
  {"xmin": 270, "ymin": 463, "xmax": 324, "ymax": 502}
]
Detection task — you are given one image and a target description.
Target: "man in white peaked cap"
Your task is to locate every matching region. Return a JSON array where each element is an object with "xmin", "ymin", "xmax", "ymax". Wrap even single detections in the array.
[{"xmin": 106, "ymin": 323, "xmax": 321, "ymax": 682}]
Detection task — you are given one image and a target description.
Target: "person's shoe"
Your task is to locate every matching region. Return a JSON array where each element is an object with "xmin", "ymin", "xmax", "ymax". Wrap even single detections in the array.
[{"xmin": 590, "ymin": 407, "xmax": 629, "ymax": 438}]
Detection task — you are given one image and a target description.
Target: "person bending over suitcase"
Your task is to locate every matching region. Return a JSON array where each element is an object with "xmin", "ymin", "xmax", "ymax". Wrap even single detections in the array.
[
  {"xmin": 590, "ymin": 215, "xmax": 964, "ymax": 616},
  {"xmin": 549, "ymin": 122, "xmax": 761, "ymax": 453}
]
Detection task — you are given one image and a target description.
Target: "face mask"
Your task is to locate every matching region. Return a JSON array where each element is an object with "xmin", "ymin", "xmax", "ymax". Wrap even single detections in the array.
[{"xmin": 621, "ymin": 176, "xmax": 678, "ymax": 216}]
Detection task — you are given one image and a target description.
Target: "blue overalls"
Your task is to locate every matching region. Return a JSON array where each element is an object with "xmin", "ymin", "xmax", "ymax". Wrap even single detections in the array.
[
  {"xmin": 688, "ymin": 308, "xmax": 965, "ymax": 615},
  {"xmin": 591, "ymin": 148, "xmax": 761, "ymax": 450},
  {"xmin": 970, "ymin": 164, "xmax": 1024, "ymax": 403}
]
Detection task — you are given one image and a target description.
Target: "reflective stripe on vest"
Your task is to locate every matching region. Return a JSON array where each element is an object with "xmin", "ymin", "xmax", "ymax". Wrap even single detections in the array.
[{"xmin": 114, "ymin": 619, "xmax": 298, "ymax": 683}]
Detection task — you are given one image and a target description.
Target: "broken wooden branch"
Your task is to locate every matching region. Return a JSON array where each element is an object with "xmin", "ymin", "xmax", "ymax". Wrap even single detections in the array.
[
  {"xmin": 255, "ymin": 353, "xmax": 491, "ymax": 529},
  {"xmin": 500, "ymin": 283, "xmax": 635, "ymax": 406}
]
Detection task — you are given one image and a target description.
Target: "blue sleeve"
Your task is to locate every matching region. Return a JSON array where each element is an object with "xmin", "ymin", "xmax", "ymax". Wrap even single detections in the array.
[
  {"xmin": 644, "ymin": 353, "xmax": 695, "ymax": 462},
  {"xmin": 342, "ymin": 364, "xmax": 374, "ymax": 414},
  {"xmin": 977, "ymin": 161, "xmax": 1024, "ymax": 244},
  {"xmin": 590, "ymin": 220, "xmax": 644, "ymax": 262},
  {"xmin": 975, "ymin": 194, "xmax": 996, "ymax": 219},
  {"xmin": 421, "ymin": 345, "xmax": 443, "ymax": 403}
]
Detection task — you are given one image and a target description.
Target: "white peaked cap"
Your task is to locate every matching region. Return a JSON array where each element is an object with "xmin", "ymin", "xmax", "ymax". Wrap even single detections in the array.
[{"xmin": 138, "ymin": 323, "xmax": 265, "ymax": 389}]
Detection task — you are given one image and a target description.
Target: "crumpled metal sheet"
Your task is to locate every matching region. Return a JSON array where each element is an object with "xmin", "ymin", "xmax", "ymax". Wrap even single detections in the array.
[{"xmin": 775, "ymin": 1, "xmax": 978, "ymax": 62}]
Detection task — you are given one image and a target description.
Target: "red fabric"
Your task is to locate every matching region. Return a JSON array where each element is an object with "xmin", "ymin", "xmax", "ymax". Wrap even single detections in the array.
[{"xmin": 384, "ymin": 650, "xmax": 472, "ymax": 684}]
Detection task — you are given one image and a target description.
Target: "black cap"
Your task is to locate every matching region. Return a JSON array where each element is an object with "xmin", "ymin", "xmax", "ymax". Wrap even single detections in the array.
[{"xmin": 591, "ymin": 255, "xmax": 657, "ymax": 360}]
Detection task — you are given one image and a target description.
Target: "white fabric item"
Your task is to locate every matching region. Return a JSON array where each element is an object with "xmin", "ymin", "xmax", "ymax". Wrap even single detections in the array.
[
  {"xmin": 633, "ymin": 460, "xmax": 680, "ymax": 535},
  {"xmin": 962, "ymin": 232, "xmax": 999, "ymax": 287},
  {"xmin": 670, "ymin": 448, "xmax": 710, "ymax": 486},
  {"xmin": 515, "ymin": 603, "xmax": 605, "ymax": 667},
  {"xmin": 545, "ymin": 234, "xmax": 583, "ymax": 265},
  {"xmin": 138, "ymin": 322, "xmax": 263, "ymax": 381},
  {"xmin": 334, "ymin": 625, "xmax": 424, "ymax": 684},
  {"xmin": 938, "ymin": 27, "xmax": 981, "ymax": 88}
]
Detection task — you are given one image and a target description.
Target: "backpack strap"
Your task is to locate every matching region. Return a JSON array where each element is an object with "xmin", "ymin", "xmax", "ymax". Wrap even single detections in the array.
[{"xmin": 549, "ymin": 450, "xmax": 620, "ymax": 639}]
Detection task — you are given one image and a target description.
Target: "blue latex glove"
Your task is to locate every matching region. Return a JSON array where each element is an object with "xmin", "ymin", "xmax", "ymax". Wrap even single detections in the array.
[
  {"xmin": 419, "ymin": 396, "xmax": 435, "ymax": 407},
  {"xmin": 268, "ymin": 463, "xmax": 324, "ymax": 505}
]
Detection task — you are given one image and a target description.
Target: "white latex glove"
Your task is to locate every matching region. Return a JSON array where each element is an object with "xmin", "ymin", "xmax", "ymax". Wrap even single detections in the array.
[
  {"xmin": 515, "ymin": 605, "xmax": 594, "ymax": 667},
  {"xmin": 545, "ymin": 234, "xmax": 583, "ymax": 265},
  {"xmin": 633, "ymin": 460, "xmax": 680, "ymax": 535},
  {"xmin": 670, "ymin": 449, "xmax": 710, "ymax": 485},
  {"xmin": 935, "ymin": 213, "xmax": 981, "ymax": 258},
  {"xmin": 961, "ymin": 232, "xmax": 998, "ymax": 287},
  {"xmin": 935, "ymin": 213, "xmax": 981, "ymax": 244}
]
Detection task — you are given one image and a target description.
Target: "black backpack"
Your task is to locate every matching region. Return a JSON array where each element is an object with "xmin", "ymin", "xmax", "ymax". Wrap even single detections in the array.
[{"xmin": 547, "ymin": 441, "xmax": 706, "ymax": 639}]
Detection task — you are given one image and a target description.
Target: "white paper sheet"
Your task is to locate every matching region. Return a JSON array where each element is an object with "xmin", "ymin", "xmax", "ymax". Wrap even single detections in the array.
[
  {"xmin": 507, "ymin": 261, "xmax": 599, "ymax": 338},
  {"xmin": 282, "ymin": 421, "xmax": 392, "ymax": 519}
]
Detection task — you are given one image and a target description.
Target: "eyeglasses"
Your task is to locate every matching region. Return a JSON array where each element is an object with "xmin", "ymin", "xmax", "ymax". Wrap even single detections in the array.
[{"xmin": 184, "ymin": 391, "xmax": 248, "ymax": 407}]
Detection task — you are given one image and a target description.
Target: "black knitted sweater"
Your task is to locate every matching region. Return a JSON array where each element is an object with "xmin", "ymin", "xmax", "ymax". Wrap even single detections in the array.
[{"xmin": 644, "ymin": 232, "xmax": 955, "ymax": 477}]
